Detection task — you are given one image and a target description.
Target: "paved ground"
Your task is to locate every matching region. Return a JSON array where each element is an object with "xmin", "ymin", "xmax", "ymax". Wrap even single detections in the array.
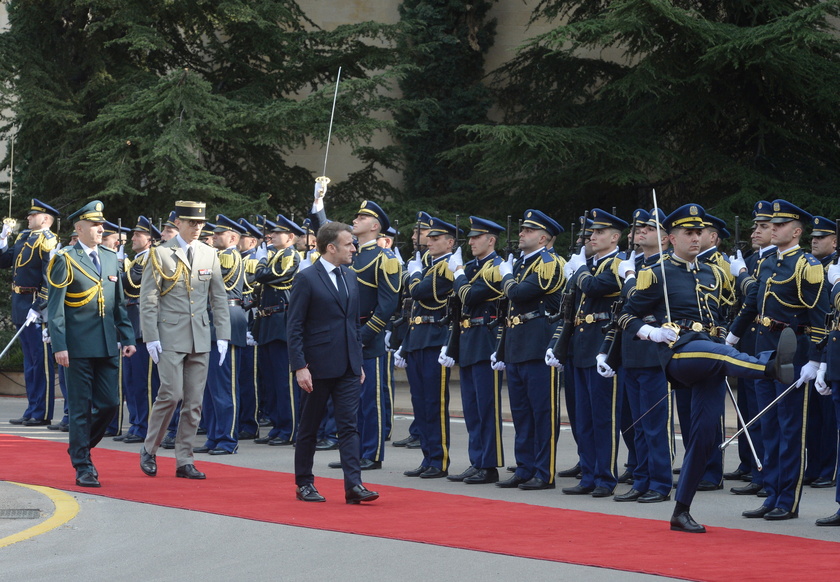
[{"xmin": 1, "ymin": 391, "xmax": 838, "ymax": 580}]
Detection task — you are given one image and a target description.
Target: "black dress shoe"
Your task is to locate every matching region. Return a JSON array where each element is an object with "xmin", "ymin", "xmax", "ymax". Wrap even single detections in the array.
[
  {"xmin": 47, "ymin": 422, "xmax": 69, "ymax": 431},
  {"xmin": 208, "ymin": 448, "xmax": 235, "ymax": 455},
  {"xmin": 757, "ymin": 487, "xmax": 769, "ymax": 497},
  {"xmin": 9, "ymin": 417, "xmax": 29, "ymax": 425},
  {"xmin": 193, "ymin": 446, "xmax": 211, "ymax": 453},
  {"xmin": 557, "ymin": 463, "xmax": 582, "ymax": 478},
  {"xmin": 196, "ymin": 427, "xmax": 207, "ymax": 435},
  {"xmin": 104, "ymin": 431, "xmax": 117, "ymax": 437},
  {"xmin": 772, "ymin": 327, "xmax": 797, "ymax": 385},
  {"xmin": 328, "ymin": 461, "xmax": 343, "ymax": 469},
  {"xmin": 238, "ymin": 431, "xmax": 258, "ymax": 440},
  {"xmin": 592, "ymin": 486, "xmax": 614, "ymax": 498},
  {"xmin": 616, "ymin": 470, "xmax": 633, "ymax": 484},
  {"xmin": 723, "ymin": 468, "xmax": 749, "ymax": 480},
  {"xmin": 742, "ymin": 505, "xmax": 773, "ymax": 518},
  {"xmin": 405, "ymin": 439, "xmax": 422, "ymax": 449},
  {"xmin": 254, "ymin": 435, "xmax": 272, "ymax": 444},
  {"xmin": 404, "ymin": 465, "xmax": 428, "ymax": 477},
  {"xmin": 315, "ymin": 438, "xmax": 339, "ymax": 451},
  {"xmin": 562, "ymin": 484, "xmax": 595, "ymax": 495},
  {"xmin": 112, "ymin": 434, "xmax": 126, "ymax": 442},
  {"xmin": 392, "ymin": 434, "xmax": 419, "ymax": 447},
  {"xmin": 816, "ymin": 513, "xmax": 840, "ymax": 526},
  {"xmin": 670, "ymin": 511, "xmax": 706, "ymax": 533},
  {"xmin": 464, "ymin": 468, "xmax": 499, "ymax": 485},
  {"xmin": 160, "ymin": 435, "xmax": 176, "ymax": 449},
  {"xmin": 268, "ymin": 437, "xmax": 293, "ymax": 446},
  {"xmin": 506, "ymin": 465, "xmax": 517, "ymax": 473},
  {"xmin": 811, "ymin": 478, "xmax": 836, "ymax": 488},
  {"xmin": 614, "ymin": 488, "xmax": 645, "ymax": 502},
  {"xmin": 139, "ymin": 447, "xmax": 157, "ymax": 477},
  {"xmin": 519, "ymin": 477, "xmax": 555, "ymax": 490},
  {"xmin": 23, "ymin": 418, "xmax": 51, "ymax": 426},
  {"xmin": 345, "ymin": 484, "xmax": 379, "ymax": 504},
  {"xmin": 741, "ymin": 473, "xmax": 753, "ymax": 482},
  {"xmin": 638, "ymin": 490, "xmax": 670, "ymax": 503},
  {"xmin": 696, "ymin": 480, "xmax": 723, "ymax": 491},
  {"xmin": 296, "ymin": 483, "xmax": 326, "ymax": 502},
  {"xmin": 176, "ymin": 464, "xmax": 206, "ymax": 479},
  {"xmin": 496, "ymin": 474, "xmax": 528, "ymax": 488},
  {"xmin": 122, "ymin": 434, "xmax": 145, "ymax": 444},
  {"xmin": 419, "ymin": 467, "xmax": 448, "ymax": 479},
  {"xmin": 360, "ymin": 458, "xmax": 382, "ymax": 470},
  {"xmin": 447, "ymin": 466, "xmax": 479, "ymax": 482},
  {"xmin": 76, "ymin": 471, "xmax": 101, "ymax": 488},
  {"xmin": 258, "ymin": 417, "xmax": 273, "ymax": 427},
  {"xmin": 764, "ymin": 507, "xmax": 797, "ymax": 521},
  {"xmin": 731, "ymin": 482, "xmax": 763, "ymax": 495}
]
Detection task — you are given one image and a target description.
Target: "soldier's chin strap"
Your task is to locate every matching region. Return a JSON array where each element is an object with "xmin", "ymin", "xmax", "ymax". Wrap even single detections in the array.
[{"xmin": 652, "ymin": 188, "xmax": 680, "ymax": 346}]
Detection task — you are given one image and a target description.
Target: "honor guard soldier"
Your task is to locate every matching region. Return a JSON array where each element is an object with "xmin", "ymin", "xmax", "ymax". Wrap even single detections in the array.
[
  {"xmin": 815, "ymin": 258, "xmax": 840, "ymax": 526},
  {"xmin": 729, "ymin": 199, "xmax": 829, "ymax": 521},
  {"xmin": 727, "ymin": 201, "xmax": 775, "ymax": 495},
  {"xmin": 161, "ymin": 211, "xmax": 179, "ymax": 241},
  {"xmin": 444, "ymin": 216, "xmax": 507, "ymax": 484},
  {"xmin": 120, "ymin": 216, "xmax": 162, "ymax": 443},
  {"xmin": 253, "ymin": 214, "xmax": 304, "ymax": 445},
  {"xmin": 604, "ymin": 208, "xmax": 674, "ymax": 503},
  {"xmin": 804, "ymin": 216, "xmax": 838, "ymax": 489},
  {"xmin": 330, "ymin": 201, "xmax": 400, "ymax": 470},
  {"xmin": 560, "ymin": 208, "xmax": 626, "ymax": 497},
  {"xmin": 236, "ymin": 217, "xmax": 263, "ymax": 440},
  {"xmin": 493, "ymin": 210, "xmax": 565, "ymax": 490},
  {"xmin": 0, "ymin": 199, "xmax": 60, "ymax": 426},
  {"xmin": 47, "ymin": 200, "xmax": 136, "ymax": 486},
  {"xmin": 618, "ymin": 202, "xmax": 797, "ymax": 533},
  {"xmin": 396, "ymin": 217, "xmax": 460, "ymax": 478}
]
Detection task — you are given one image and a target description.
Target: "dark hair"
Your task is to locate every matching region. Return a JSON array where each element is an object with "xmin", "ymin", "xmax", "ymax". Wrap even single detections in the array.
[{"xmin": 316, "ymin": 222, "xmax": 353, "ymax": 255}]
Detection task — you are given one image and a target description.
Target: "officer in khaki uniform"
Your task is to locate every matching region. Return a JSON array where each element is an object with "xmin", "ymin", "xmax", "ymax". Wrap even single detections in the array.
[{"xmin": 139, "ymin": 201, "xmax": 231, "ymax": 480}]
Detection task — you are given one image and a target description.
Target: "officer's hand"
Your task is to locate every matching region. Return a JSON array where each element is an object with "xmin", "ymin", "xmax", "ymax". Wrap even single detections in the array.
[
  {"xmin": 116, "ymin": 244, "xmax": 126, "ymax": 261},
  {"xmin": 828, "ymin": 262, "xmax": 840, "ymax": 286},
  {"xmin": 146, "ymin": 340, "xmax": 162, "ymax": 364},
  {"xmin": 0, "ymin": 221, "xmax": 11, "ymax": 241},
  {"xmin": 246, "ymin": 331, "xmax": 256, "ymax": 347},
  {"xmin": 645, "ymin": 325, "xmax": 678, "ymax": 344},
  {"xmin": 729, "ymin": 250, "xmax": 747, "ymax": 277},
  {"xmin": 796, "ymin": 360, "xmax": 821, "ymax": 387},
  {"xmin": 296, "ymin": 367, "xmax": 314, "ymax": 393},
  {"xmin": 815, "ymin": 363, "xmax": 831, "ymax": 395},
  {"xmin": 42, "ymin": 327, "xmax": 51, "ymax": 344},
  {"xmin": 407, "ymin": 252, "xmax": 423, "ymax": 276},
  {"xmin": 313, "ymin": 179, "xmax": 327, "ymax": 201},
  {"xmin": 25, "ymin": 308, "xmax": 41, "ymax": 326},
  {"xmin": 725, "ymin": 332, "xmax": 740, "ymax": 347},
  {"xmin": 217, "ymin": 340, "xmax": 229, "ymax": 366},
  {"xmin": 254, "ymin": 243, "xmax": 268, "ymax": 262},
  {"xmin": 565, "ymin": 247, "xmax": 586, "ymax": 279},
  {"xmin": 447, "ymin": 247, "xmax": 464, "ymax": 274},
  {"xmin": 384, "ymin": 330, "xmax": 392, "ymax": 350},
  {"xmin": 393, "ymin": 347, "xmax": 407, "ymax": 368},
  {"xmin": 490, "ymin": 351, "xmax": 505, "ymax": 372},
  {"xmin": 618, "ymin": 251, "xmax": 637, "ymax": 280},
  {"xmin": 545, "ymin": 348, "xmax": 563, "ymax": 370},
  {"xmin": 122, "ymin": 344, "xmax": 137, "ymax": 358},
  {"xmin": 393, "ymin": 246, "xmax": 404, "ymax": 266},
  {"xmin": 438, "ymin": 346, "xmax": 455, "ymax": 368},
  {"xmin": 596, "ymin": 353, "xmax": 615, "ymax": 378},
  {"xmin": 54, "ymin": 350, "xmax": 69, "ymax": 368}
]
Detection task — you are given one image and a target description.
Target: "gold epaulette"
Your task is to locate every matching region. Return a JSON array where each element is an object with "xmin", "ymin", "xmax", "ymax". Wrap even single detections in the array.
[
  {"xmin": 244, "ymin": 258, "xmax": 259, "ymax": 274},
  {"xmin": 483, "ymin": 262, "xmax": 501, "ymax": 283},
  {"xmin": 636, "ymin": 268, "xmax": 656, "ymax": 291},
  {"xmin": 38, "ymin": 232, "xmax": 57, "ymax": 252},
  {"xmin": 281, "ymin": 252, "xmax": 295, "ymax": 272},
  {"xmin": 219, "ymin": 252, "xmax": 234, "ymax": 270},
  {"xmin": 802, "ymin": 258, "xmax": 824, "ymax": 285},
  {"xmin": 434, "ymin": 260, "xmax": 454, "ymax": 281},
  {"xmin": 535, "ymin": 254, "xmax": 559, "ymax": 281},
  {"xmin": 382, "ymin": 255, "xmax": 401, "ymax": 276}
]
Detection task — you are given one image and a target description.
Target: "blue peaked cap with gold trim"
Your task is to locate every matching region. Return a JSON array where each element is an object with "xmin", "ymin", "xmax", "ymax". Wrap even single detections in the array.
[
  {"xmin": 769, "ymin": 199, "xmax": 812, "ymax": 224},
  {"xmin": 274, "ymin": 214, "xmax": 306, "ymax": 237},
  {"xmin": 133, "ymin": 215, "xmax": 162, "ymax": 240},
  {"xmin": 467, "ymin": 216, "xmax": 505, "ymax": 238},
  {"xmin": 164, "ymin": 211, "xmax": 178, "ymax": 229},
  {"xmin": 753, "ymin": 200, "xmax": 773, "ymax": 222},
  {"xmin": 102, "ymin": 221, "xmax": 131, "ymax": 237},
  {"xmin": 664, "ymin": 203, "xmax": 705, "ymax": 232},
  {"xmin": 200, "ymin": 223, "xmax": 216, "ymax": 238},
  {"xmin": 29, "ymin": 199, "xmax": 60, "ymax": 218},
  {"xmin": 521, "ymin": 209, "xmax": 562, "ymax": 237},
  {"xmin": 589, "ymin": 208, "xmax": 629, "ymax": 231},
  {"xmin": 416, "ymin": 211, "xmax": 432, "ymax": 229},
  {"xmin": 356, "ymin": 200, "xmax": 390, "ymax": 232},
  {"xmin": 812, "ymin": 216, "xmax": 836, "ymax": 237},
  {"xmin": 238, "ymin": 218, "xmax": 263, "ymax": 239},
  {"xmin": 214, "ymin": 214, "xmax": 247, "ymax": 235},
  {"xmin": 704, "ymin": 214, "xmax": 730, "ymax": 239},
  {"xmin": 426, "ymin": 217, "xmax": 462, "ymax": 238},
  {"xmin": 68, "ymin": 200, "xmax": 106, "ymax": 223},
  {"xmin": 646, "ymin": 208, "xmax": 667, "ymax": 231},
  {"xmin": 632, "ymin": 209, "xmax": 650, "ymax": 228}
]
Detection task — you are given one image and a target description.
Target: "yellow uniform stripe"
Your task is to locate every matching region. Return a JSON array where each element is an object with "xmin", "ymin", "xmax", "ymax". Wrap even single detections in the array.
[
  {"xmin": 494, "ymin": 369, "xmax": 503, "ymax": 466},
  {"xmin": 375, "ymin": 359, "xmax": 382, "ymax": 461},
  {"xmin": 792, "ymin": 384, "xmax": 810, "ymax": 513},
  {"xmin": 609, "ymin": 375, "xmax": 618, "ymax": 480},
  {"xmin": 228, "ymin": 347, "xmax": 238, "ymax": 439},
  {"xmin": 440, "ymin": 365, "xmax": 449, "ymax": 470},
  {"xmin": 670, "ymin": 352, "xmax": 766, "ymax": 372}
]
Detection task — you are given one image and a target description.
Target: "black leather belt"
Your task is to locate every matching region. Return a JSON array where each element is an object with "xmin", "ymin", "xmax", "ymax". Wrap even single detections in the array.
[
  {"xmin": 755, "ymin": 315, "xmax": 809, "ymax": 334},
  {"xmin": 507, "ymin": 311, "xmax": 543, "ymax": 327},
  {"xmin": 411, "ymin": 315, "xmax": 443, "ymax": 325},
  {"xmin": 227, "ymin": 299, "xmax": 243, "ymax": 306},
  {"xmin": 12, "ymin": 285, "xmax": 38, "ymax": 295},
  {"xmin": 257, "ymin": 305, "xmax": 284, "ymax": 318},
  {"xmin": 574, "ymin": 311, "xmax": 611, "ymax": 326},
  {"xmin": 461, "ymin": 316, "xmax": 496, "ymax": 329}
]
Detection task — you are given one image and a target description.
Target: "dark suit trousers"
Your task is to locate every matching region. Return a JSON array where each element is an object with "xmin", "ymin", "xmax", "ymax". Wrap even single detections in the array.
[
  {"xmin": 295, "ymin": 370, "xmax": 362, "ymax": 491},
  {"xmin": 66, "ymin": 356, "xmax": 120, "ymax": 471}
]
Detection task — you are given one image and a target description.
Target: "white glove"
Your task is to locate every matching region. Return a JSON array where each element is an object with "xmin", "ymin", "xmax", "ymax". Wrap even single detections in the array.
[
  {"xmin": 447, "ymin": 247, "xmax": 463, "ymax": 273},
  {"xmin": 49, "ymin": 248, "xmax": 57, "ymax": 260},
  {"xmin": 815, "ymin": 363, "xmax": 831, "ymax": 395},
  {"xmin": 638, "ymin": 324, "xmax": 677, "ymax": 344},
  {"xmin": 596, "ymin": 353, "xmax": 615, "ymax": 378},
  {"xmin": 828, "ymin": 262, "xmax": 840, "ymax": 286},
  {"xmin": 796, "ymin": 360, "xmax": 821, "ymax": 387},
  {"xmin": 729, "ymin": 249, "xmax": 747, "ymax": 277},
  {"xmin": 407, "ymin": 252, "xmax": 423, "ymax": 276},
  {"xmin": 313, "ymin": 179, "xmax": 327, "ymax": 201},
  {"xmin": 25, "ymin": 308, "xmax": 41, "ymax": 326},
  {"xmin": 254, "ymin": 243, "xmax": 268, "ymax": 262},
  {"xmin": 618, "ymin": 251, "xmax": 637, "ymax": 280},
  {"xmin": 146, "ymin": 340, "xmax": 162, "ymax": 364},
  {"xmin": 564, "ymin": 247, "xmax": 586, "ymax": 280},
  {"xmin": 490, "ymin": 351, "xmax": 505, "ymax": 372},
  {"xmin": 384, "ymin": 330, "xmax": 392, "ymax": 350},
  {"xmin": 545, "ymin": 347, "xmax": 563, "ymax": 370},
  {"xmin": 246, "ymin": 331, "xmax": 256, "ymax": 347},
  {"xmin": 393, "ymin": 246, "xmax": 404, "ymax": 266},
  {"xmin": 438, "ymin": 345, "xmax": 455, "ymax": 368},
  {"xmin": 0, "ymin": 221, "xmax": 11, "ymax": 240},
  {"xmin": 217, "ymin": 340, "xmax": 229, "ymax": 366},
  {"xmin": 393, "ymin": 347, "xmax": 407, "ymax": 368},
  {"xmin": 116, "ymin": 244, "xmax": 126, "ymax": 261},
  {"xmin": 498, "ymin": 254, "xmax": 513, "ymax": 278},
  {"xmin": 725, "ymin": 332, "xmax": 740, "ymax": 347},
  {"xmin": 297, "ymin": 256, "xmax": 310, "ymax": 272},
  {"xmin": 42, "ymin": 327, "xmax": 51, "ymax": 344}
]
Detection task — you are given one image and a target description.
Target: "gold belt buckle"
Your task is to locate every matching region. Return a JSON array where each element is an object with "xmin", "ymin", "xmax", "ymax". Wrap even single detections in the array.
[
  {"xmin": 691, "ymin": 322, "xmax": 703, "ymax": 332},
  {"xmin": 462, "ymin": 320, "xmax": 471, "ymax": 329},
  {"xmin": 413, "ymin": 316, "xmax": 423, "ymax": 325},
  {"xmin": 761, "ymin": 316, "xmax": 772, "ymax": 327},
  {"xmin": 511, "ymin": 316, "xmax": 521, "ymax": 326},
  {"xmin": 584, "ymin": 314, "xmax": 594, "ymax": 324}
]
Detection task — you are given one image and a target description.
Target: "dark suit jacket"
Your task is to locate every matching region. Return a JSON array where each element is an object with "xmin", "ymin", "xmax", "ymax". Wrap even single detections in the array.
[{"xmin": 287, "ymin": 260, "xmax": 363, "ymax": 379}]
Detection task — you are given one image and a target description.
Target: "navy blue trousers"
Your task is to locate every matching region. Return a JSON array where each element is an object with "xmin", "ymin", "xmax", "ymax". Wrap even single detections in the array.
[
  {"xmin": 122, "ymin": 342, "xmax": 160, "ymax": 438},
  {"xmin": 460, "ymin": 361, "xmax": 504, "ymax": 469},
  {"xmin": 805, "ymin": 385, "xmax": 838, "ymax": 481},
  {"xmin": 237, "ymin": 344, "xmax": 260, "ymax": 436},
  {"xmin": 625, "ymin": 366, "xmax": 673, "ymax": 495},
  {"xmin": 574, "ymin": 365, "xmax": 620, "ymax": 490},
  {"xmin": 203, "ymin": 344, "xmax": 241, "ymax": 452},
  {"xmin": 358, "ymin": 355, "xmax": 389, "ymax": 462},
  {"xmin": 405, "ymin": 347, "xmax": 450, "ymax": 470},
  {"xmin": 507, "ymin": 360, "xmax": 558, "ymax": 483},
  {"xmin": 20, "ymin": 322, "xmax": 55, "ymax": 421},
  {"xmin": 259, "ymin": 340, "xmax": 299, "ymax": 441}
]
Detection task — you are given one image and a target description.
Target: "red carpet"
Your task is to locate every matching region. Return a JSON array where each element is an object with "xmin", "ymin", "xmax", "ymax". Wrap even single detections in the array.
[{"xmin": 2, "ymin": 435, "xmax": 836, "ymax": 581}]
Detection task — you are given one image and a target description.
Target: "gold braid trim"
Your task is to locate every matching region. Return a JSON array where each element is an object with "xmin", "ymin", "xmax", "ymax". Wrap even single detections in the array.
[
  {"xmin": 636, "ymin": 268, "xmax": 656, "ymax": 291},
  {"xmin": 47, "ymin": 252, "xmax": 105, "ymax": 317},
  {"xmin": 221, "ymin": 250, "xmax": 243, "ymax": 292},
  {"xmin": 149, "ymin": 248, "xmax": 188, "ymax": 297}
]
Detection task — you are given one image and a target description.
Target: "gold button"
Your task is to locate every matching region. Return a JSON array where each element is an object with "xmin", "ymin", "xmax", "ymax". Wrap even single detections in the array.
[
  {"xmin": 761, "ymin": 317, "xmax": 771, "ymax": 327},
  {"xmin": 414, "ymin": 316, "xmax": 422, "ymax": 325},
  {"xmin": 585, "ymin": 314, "xmax": 594, "ymax": 324},
  {"xmin": 691, "ymin": 322, "xmax": 703, "ymax": 332}
]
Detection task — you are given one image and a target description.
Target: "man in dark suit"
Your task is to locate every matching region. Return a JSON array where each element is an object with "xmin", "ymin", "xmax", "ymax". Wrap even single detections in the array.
[
  {"xmin": 287, "ymin": 221, "xmax": 379, "ymax": 504},
  {"xmin": 46, "ymin": 200, "xmax": 137, "ymax": 487}
]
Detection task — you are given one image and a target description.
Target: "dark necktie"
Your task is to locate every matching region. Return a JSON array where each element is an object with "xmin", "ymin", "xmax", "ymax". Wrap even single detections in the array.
[
  {"xmin": 187, "ymin": 245, "xmax": 194, "ymax": 265},
  {"xmin": 334, "ymin": 266, "xmax": 347, "ymax": 305},
  {"xmin": 90, "ymin": 250, "xmax": 101, "ymax": 275}
]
